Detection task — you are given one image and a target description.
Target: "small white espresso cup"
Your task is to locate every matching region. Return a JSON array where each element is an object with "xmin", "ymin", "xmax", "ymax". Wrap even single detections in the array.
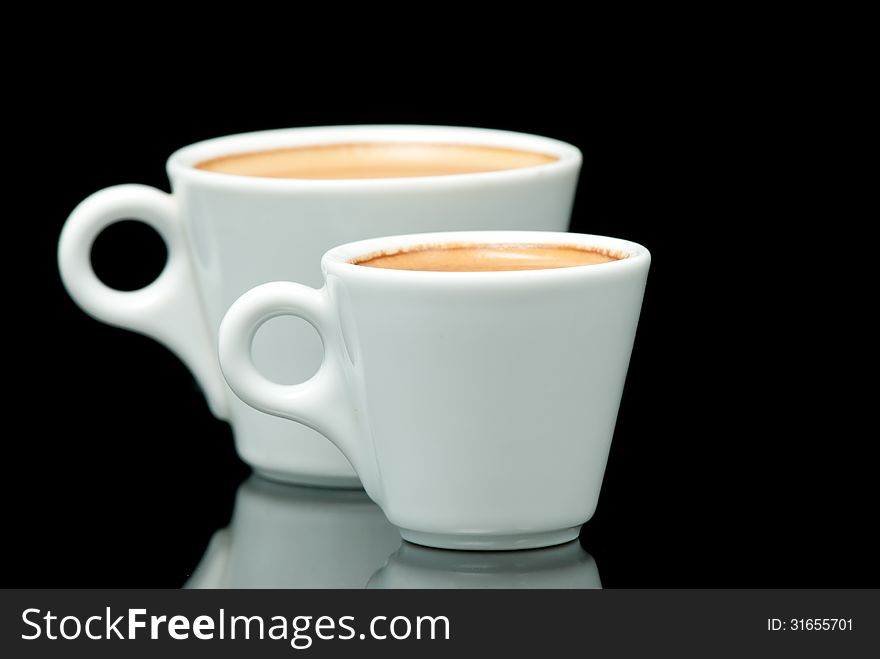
[
  {"xmin": 57, "ymin": 126, "xmax": 580, "ymax": 487},
  {"xmin": 219, "ymin": 231, "xmax": 650, "ymax": 550}
]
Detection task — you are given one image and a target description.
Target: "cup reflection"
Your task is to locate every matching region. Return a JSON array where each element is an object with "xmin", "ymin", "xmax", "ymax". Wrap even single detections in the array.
[
  {"xmin": 368, "ymin": 540, "xmax": 601, "ymax": 589},
  {"xmin": 185, "ymin": 475, "xmax": 400, "ymax": 588},
  {"xmin": 188, "ymin": 476, "xmax": 602, "ymax": 589}
]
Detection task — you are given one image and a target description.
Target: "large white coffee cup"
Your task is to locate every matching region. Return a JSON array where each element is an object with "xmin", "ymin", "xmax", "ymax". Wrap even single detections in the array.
[
  {"xmin": 58, "ymin": 126, "xmax": 581, "ymax": 487},
  {"xmin": 218, "ymin": 231, "xmax": 650, "ymax": 549}
]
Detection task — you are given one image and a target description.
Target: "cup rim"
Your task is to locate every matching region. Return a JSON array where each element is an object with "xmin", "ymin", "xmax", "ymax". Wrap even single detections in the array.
[
  {"xmin": 166, "ymin": 125, "xmax": 581, "ymax": 191},
  {"xmin": 323, "ymin": 231, "xmax": 650, "ymax": 282}
]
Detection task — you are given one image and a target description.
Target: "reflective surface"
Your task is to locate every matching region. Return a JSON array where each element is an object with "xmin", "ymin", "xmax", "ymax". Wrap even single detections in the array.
[
  {"xmin": 185, "ymin": 476, "xmax": 400, "ymax": 588},
  {"xmin": 187, "ymin": 476, "xmax": 601, "ymax": 589},
  {"xmin": 368, "ymin": 541, "xmax": 601, "ymax": 589}
]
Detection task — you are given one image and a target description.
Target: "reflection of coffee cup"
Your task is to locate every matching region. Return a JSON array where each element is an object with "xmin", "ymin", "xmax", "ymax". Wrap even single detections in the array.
[
  {"xmin": 184, "ymin": 476, "xmax": 400, "ymax": 589},
  {"xmin": 219, "ymin": 230, "xmax": 650, "ymax": 550},
  {"xmin": 367, "ymin": 541, "xmax": 601, "ymax": 589},
  {"xmin": 58, "ymin": 126, "xmax": 581, "ymax": 487}
]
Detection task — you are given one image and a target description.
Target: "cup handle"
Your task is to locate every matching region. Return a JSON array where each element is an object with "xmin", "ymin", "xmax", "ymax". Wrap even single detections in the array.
[
  {"xmin": 58, "ymin": 184, "xmax": 229, "ymax": 420},
  {"xmin": 218, "ymin": 282, "xmax": 361, "ymax": 468}
]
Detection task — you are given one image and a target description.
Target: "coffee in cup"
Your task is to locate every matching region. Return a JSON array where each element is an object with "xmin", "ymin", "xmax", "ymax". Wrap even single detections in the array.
[
  {"xmin": 352, "ymin": 243, "xmax": 623, "ymax": 272},
  {"xmin": 196, "ymin": 143, "xmax": 557, "ymax": 179}
]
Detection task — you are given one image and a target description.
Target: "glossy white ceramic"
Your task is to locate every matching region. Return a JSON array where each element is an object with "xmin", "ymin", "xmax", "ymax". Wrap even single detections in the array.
[{"xmin": 219, "ymin": 231, "xmax": 650, "ymax": 549}]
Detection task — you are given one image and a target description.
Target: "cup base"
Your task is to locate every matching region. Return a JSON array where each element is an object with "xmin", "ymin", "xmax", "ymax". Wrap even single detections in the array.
[
  {"xmin": 253, "ymin": 467, "xmax": 363, "ymax": 490},
  {"xmin": 399, "ymin": 526, "xmax": 582, "ymax": 551}
]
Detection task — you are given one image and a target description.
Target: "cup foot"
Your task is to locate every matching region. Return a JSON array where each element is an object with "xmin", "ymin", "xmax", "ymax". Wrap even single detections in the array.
[
  {"xmin": 253, "ymin": 467, "xmax": 363, "ymax": 490},
  {"xmin": 399, "ymin": 526, "xmax": 581, "ymax": 551}
]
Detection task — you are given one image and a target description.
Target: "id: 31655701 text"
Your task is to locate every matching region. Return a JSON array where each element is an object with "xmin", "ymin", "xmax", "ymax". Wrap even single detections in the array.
[{"xmin": 767, "ymin": 618, "xmax": 853, "ymax": 631}]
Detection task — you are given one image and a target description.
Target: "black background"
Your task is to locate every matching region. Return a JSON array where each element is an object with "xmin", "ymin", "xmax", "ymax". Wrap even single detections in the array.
[{"xmin": 7, "ymin": 46, "xmax": 872, "ymax": 588}]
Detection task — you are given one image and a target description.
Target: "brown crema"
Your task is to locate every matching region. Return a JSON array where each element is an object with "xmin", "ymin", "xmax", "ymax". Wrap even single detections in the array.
[
  {"xmin": 195, "ymin": 143, "xmax": 557, "ymax": 179},
  {"xmin": 352, "ymin": 243, "xmax": 624, "ymax": 272}
]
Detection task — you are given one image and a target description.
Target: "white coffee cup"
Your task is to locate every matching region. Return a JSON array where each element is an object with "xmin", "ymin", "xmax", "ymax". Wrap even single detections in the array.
[
  {"xmin": 218, "ymin": 230, "xmax": 650, "ymax": 550},
  {"xmin": 57, "ymin": 126, "xmax": 581, "ymax": 487}
]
